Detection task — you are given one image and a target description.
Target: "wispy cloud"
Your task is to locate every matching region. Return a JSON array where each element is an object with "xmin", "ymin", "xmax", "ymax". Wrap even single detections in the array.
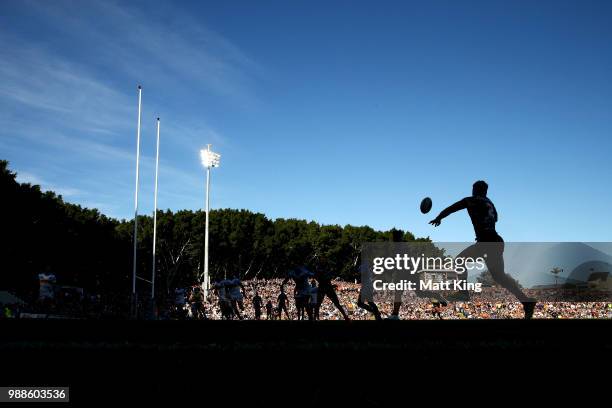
[
  {"xmin": 1, "ymin": 0, "xmax": 260, "ymax": 218},
  {"xmin": 14, "ymin": 171, "xmax": 43, "ymax": 185},
  {"xmin": 16, "ymin": 171, "xmax": 82, "ymax": 197},
  {"xmin": 18, "ymin": 0, "xmax": 262, "ymax": 106}
]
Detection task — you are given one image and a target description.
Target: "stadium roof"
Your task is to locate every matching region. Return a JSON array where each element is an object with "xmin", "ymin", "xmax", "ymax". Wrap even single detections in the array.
[{"xmin": 587, "ymin": 272, "xmax": 610, "ymax": 282}]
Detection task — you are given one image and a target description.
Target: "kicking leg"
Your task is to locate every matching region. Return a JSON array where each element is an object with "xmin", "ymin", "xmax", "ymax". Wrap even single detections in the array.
[
  {"xmin": 445, "ymin": 243, "xmax": 480, "ymax": 302},
  {"xmin": 283, "ymin": 304, "xmax": 291, "ymax": 320},
  {"xmin": 357, "ymin": 293, "xmax": 382, "ymax": 320},
  {"xmin": 315, "ymin": 290, "xmax": 326, "ymax": 321},
  {"xmin": 485, "ymin": 242, "xmax": 536, "ymax": 319},
  {"xmin": 232, "ymin": 300, "xmax": 243, "ymax": 320},
  {"xmin": 325, "ymin": 286, "xmax": 350, "ymax": 320}
]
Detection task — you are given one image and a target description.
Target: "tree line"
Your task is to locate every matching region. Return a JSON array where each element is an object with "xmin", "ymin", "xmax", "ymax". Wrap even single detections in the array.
[{"xmin": 0, "ymin": 160, "xmax": 431, "ymax": 299}]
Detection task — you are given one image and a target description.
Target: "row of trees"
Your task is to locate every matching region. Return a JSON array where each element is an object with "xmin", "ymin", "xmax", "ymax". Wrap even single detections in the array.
[{"xmin": 0, "ymin": 160, "xmax": 429, "ymax": 299}]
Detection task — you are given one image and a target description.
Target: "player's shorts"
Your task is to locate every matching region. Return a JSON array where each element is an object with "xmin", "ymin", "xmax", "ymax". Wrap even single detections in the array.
[{"xmin": 295, "ymin": 295, "xmax": 308, "ymax": 308}]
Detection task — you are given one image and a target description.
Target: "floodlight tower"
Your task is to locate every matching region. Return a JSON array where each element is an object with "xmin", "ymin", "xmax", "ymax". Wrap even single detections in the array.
[
  {"xmin": 132, "ymin": 85, "xmax": 142, "ymax": 311},
  {"xmin": 200, "ymin": 145, "xmax": 221, "ymax": 301},
  {"xmin": 151, "ymin": 118, "xmax": 161, "ymax": 300}
]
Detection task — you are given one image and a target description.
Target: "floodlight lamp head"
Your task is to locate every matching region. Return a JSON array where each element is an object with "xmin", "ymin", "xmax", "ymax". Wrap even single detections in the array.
[{"xmin": 200, "ymin": 149, "xmax": 221, "ymax": 168}]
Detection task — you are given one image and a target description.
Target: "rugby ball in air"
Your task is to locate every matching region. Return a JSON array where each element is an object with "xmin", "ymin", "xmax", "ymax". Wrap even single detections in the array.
[{"xmin": 420, "ymin": 197, "xmax": 433, "ymax": 214}]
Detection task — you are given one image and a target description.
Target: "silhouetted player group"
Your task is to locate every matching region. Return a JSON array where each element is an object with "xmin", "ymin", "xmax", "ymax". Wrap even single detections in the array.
[
  {"xmin": 212, "ymin": 267, "xmax": 351, "ymax": 321},
  {"xmin": 213, "ymin": 181, "xmax": 535, "ymax": 320},
  {"xmin": 279, "ymin": 265, "xmax": 351, "ymax": 320}
]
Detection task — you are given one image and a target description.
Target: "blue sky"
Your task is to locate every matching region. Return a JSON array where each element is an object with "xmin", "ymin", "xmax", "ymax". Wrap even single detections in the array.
[{"xmin": 1, "ymin": 0, "xmax": 611, "ymax": 241}]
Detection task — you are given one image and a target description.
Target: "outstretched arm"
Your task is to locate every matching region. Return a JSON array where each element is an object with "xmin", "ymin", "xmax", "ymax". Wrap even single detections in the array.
[{"xmin": 429, "ymin": 198, "xmax": 468, "ymax": 227}]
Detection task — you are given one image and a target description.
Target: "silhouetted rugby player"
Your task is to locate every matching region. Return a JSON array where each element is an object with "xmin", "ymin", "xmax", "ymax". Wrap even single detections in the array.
[
  {"xmin": 282, "ymin": 266, "xmax": 315, "ymax": 320},
  {"xmin": 430, "ymin": 180, "xmax": 536, "ymax": 319},
  {"xmin": 265, "ymin": 300, "xmax": 273, "ymax": 320},
  {"xmin": 277, "ymin": 288, "xmax": 291, "ymax": 320},
  {"xmin": 312, "ymin": 265, "xmax": 350, "ymax": 321},
  {"xmin": 252, "ymin": 292, "xmax": 263, "ymax": 320}
]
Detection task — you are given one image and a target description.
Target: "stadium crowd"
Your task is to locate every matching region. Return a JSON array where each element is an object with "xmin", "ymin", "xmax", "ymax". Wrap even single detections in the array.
[
  {"xmin": 171, "ymin": 279, "xmax": 611, "ymax": 321},
  {"xmin": 2, "ymin": 278, "xmax": 610, "ymax": 320}
]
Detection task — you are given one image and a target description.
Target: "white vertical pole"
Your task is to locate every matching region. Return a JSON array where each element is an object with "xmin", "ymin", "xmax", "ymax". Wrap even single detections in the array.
[
  {"xmin": 203, "ymin": 144, "xmax": 211, "ymax": 301},
  {"xmin": 151, "ymin": 117, "xmax": 160, "ymax": 300},
  {"xmin": 132, "ymin": 85, "xmax": 142, "ymax": 300}
]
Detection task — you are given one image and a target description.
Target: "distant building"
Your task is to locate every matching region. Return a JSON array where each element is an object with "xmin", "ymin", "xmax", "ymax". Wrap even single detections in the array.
[{"xmin": 587, "ymin": 272, "xmax": 611, "ymax": 291}]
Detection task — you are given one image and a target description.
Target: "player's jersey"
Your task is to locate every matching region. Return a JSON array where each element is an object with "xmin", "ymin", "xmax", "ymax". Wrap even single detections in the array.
[
  {"xmin": 315, "ymin": 268, "xmax": 335, "ymax": 286},
  {"xmin": 174, "ymin": 288, "xmax": 186, "ymax": 306},
  {"xmin": 290, "ymin": 267, "xmax": 314, "ymax": 296},
  {"xmin": 215, "ymin": 282, "xmax": 228, "ymax": 301},
  {"xmin": 191, "ymin": 290, "xmax": 203, "ymax": 303},
  {"xmin": 228, "ymin": 278, "xmax": 243, "ymax": 300},
  {"xmin": 253, "ymin": 295, "xmax": 262, "ymax": 309},
  {"xmin": 457, "ymin": 196, "xmax": 499, "ymax": 241}
]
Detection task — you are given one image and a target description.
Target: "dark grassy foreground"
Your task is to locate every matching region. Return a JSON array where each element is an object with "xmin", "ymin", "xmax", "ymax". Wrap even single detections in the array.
[{"xmin": 2, "ymin": 319, "xmax": 610, "ymax": 405}]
